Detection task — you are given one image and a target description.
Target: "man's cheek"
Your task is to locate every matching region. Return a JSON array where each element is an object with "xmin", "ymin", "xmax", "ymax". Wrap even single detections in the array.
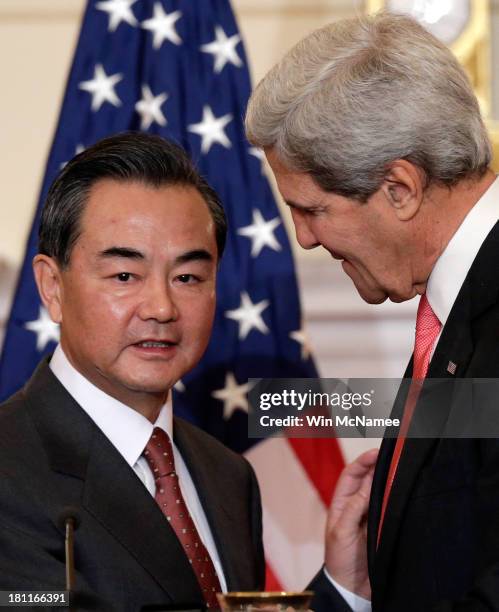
[{"xmin": 194, "ymin": 311, "xmax": 216, "ymax": 346}]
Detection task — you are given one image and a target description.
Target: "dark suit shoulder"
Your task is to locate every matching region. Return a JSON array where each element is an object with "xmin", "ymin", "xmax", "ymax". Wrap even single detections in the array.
[
  {"xmin": 0, "ymin": 386, "xmax": 28, "ymax": 419},
  {"xmin": 173, "ymin": 416, "xmax": 253, "ymax": 476},
  {"xmin": 0, "ymin": 388, "xmax": 43, "ymax": 460}
]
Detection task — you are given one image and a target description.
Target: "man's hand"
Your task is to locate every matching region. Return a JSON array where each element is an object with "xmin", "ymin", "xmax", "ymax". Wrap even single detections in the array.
[{"xmin": 325, "ymin": 448, "xmax": 379, "ymax": 600}]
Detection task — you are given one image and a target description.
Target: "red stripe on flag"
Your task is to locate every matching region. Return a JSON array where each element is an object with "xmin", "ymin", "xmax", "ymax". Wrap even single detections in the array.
[
  {"xmin": 288, "ymin": 438, "xmax": 344, "ymax": 506},
  {"xmin": 265, "ymin": 562, "xmax": 283, "ymax": 591}
]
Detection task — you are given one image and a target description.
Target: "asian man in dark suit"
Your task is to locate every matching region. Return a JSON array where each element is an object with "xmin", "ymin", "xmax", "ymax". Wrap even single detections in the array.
[
  {"xmin": 0, "ymin": 133, "xmax": 264, "ymax": 610},
  {"xmin": 246, "ymin": 11, "xmax": 499, "ymax": 612}
]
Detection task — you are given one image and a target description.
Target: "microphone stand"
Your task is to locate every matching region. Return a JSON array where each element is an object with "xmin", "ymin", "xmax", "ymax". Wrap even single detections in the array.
[{"xmin": 64, "ymin": 516, "xmax": 77, "ymax": 594}]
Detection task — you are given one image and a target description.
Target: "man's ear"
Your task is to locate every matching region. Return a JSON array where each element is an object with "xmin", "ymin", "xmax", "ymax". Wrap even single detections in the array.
[
  {"xmin": 380, "ymin": 159, "xmax": 425, "ymax": 221},
  {"xmin": 32, "ymin": 254, "xmax": 64, "ymax": 324}
]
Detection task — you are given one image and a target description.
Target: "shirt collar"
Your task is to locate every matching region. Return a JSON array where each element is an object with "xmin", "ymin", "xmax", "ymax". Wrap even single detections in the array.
[
  {"xmin": 49, "ymin": 344, "xmax": 172, "ymax": 468},
  {"xmin": 426, "ymin": 175, "xmax": 499, "ymax": 326}
]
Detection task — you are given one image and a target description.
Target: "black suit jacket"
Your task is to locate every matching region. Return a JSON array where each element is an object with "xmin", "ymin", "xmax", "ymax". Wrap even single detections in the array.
[
  {"xmin": 0, "ymin": 358, "xmax": 265, "ymax": 611},
  {"xmin": 311, "ymin": 221, "xmax": 499, "ymax": 611}
]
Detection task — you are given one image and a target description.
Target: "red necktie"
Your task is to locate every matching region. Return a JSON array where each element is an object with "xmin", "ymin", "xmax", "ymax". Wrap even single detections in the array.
[
  {"xmin": 143, "ymin": 427, "xmax": 222, "ymax": 609},
  {"xmin": 377, "ymin": 294, "xmax": 441, "ymax": 545}
]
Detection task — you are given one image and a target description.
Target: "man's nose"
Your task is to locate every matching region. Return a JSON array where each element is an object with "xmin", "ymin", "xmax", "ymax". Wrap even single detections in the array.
[
  {"xmin": 137, "ymin": 278, "xmax": 178, "ymax": 322},
  {"xmin": 291, "ymin": 210, "xmax": 320, "ymax": 250}
]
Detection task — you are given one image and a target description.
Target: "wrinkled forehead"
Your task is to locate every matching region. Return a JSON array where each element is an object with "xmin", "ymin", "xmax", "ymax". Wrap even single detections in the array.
[{"xmin": 264, "ymin": 147, "xmax": 324, "ymax": 206}]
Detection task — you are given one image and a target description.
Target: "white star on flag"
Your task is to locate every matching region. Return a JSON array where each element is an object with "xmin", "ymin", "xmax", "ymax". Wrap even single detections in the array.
[
  {"xmin": 25, "ymin": 306, "xmax": 60, "ymax": 352},
  {"xmin": 174, "ymin": 379, "xmax": 185, "ymax": 392},
  {"xmin": 225, "ymin": 291, "xmax": 269, "ymax": 340},
  {"xmin": 289, "ymin": 328, "xmax": 312, "ymax": 360},
  {"xmin": 237, "ymin": 209, "xmax": 282, "ymax": 257},
  {"xmin": 200, "ymin": 25, "xmax": 243, "ymax": 74},
  {"xmin": 135, "ymin": 85, "xmax": 168, "ymax": 129},
  {"xmin": 96, "ymin": 0, "xmax": 138, "ymax": 32},
  {"xmin": 212, "ymin": 372, "xmax": 252, "ymax": 420},
  {"xmin": 141, "ymin": 3, "xmax": 182, "ymax": 49},
  {"xmin": 188, "ymin": 106, "xmax": 232, "ymax": 154},
  {"xmin": 249, "ymin": 147, "xmax": 266, "ymax": 174},
  {"xmin": 79, "ymin": 64, "xmax": 123, "ymax": 111}
]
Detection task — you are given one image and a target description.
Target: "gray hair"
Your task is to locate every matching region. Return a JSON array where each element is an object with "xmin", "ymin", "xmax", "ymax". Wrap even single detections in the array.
[{"xmin": 245, "ymin": 12, "xmax": 492, "ymax": 201}]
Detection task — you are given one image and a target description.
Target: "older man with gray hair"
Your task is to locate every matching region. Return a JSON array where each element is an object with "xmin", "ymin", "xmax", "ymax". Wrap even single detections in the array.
[{"xmin": 246, "ymin": 11, "xmax": 499, "ymax": 612}]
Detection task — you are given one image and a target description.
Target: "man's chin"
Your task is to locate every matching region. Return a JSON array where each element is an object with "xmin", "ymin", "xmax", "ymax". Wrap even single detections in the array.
[
  {"xmin": 388, "ymin": 294, "xmax": 410, "ymax": 304},
  {"xmin": 360, "ymin": 289, "xmax": 413, "ymax": 305},
  {"xmin": 363, "ymin": 294, "xmax": 388, "ymax": 305},
  {"xmin": 122, "ymin": 377, "xmax": 174, "ymax": 395},
  {"xmin": 342, "ymin": 261, "xmax": 388, "ymax": 304},
  {"xmin": 105, "ymin": 367, "xmax": 177, "ymax": 396}
]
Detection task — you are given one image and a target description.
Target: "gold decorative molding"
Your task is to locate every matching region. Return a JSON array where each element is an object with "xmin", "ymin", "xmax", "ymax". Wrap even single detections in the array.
[
  {"xmin": 365, "ymin": 0, "xmax": 499, "ymax": 170},
  {"xmin": 366, "ymin": 0, "xmax": 491, "ymax": 113}
]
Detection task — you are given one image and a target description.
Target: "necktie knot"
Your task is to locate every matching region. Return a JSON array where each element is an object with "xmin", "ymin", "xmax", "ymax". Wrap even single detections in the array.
[
  {"xmin": 143, "ymin": 427, "xmax": 176, "ymax": 479},
  {"xmin": 413, "ymin": 294, "xmax": 442, "ymax": 382},
  {"xmin": 416, "ymin": 294, "xmax": 440, "ymax": 334}
]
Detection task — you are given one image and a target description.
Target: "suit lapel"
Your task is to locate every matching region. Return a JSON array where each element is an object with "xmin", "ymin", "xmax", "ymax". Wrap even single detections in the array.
[
  {"xmin": 174, "ymin": 418, "xmax": 255, "ymax": 591},
  {"xmin": 372, "ymin": 389, "xmax": 452, "ymax": 601},
  {"xmin": 371, "ymin": 221, "xmax": 499, "ymax": 602},
  {"xmin": 82, "ymin": 434, "xmax": 204, "ymax": 603},
  {"xmin": 367, "ymin": 368, "xmax": 410, "ymax": 582},
  {"xmin": 25, "ymin": 360, "xmax": 203, "ymax": 604}
]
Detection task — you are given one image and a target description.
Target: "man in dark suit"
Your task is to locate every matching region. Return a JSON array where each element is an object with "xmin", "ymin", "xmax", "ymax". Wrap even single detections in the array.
[
  {"xmin": 0, "ymin": 133, "xmax": 264, "ymax": 610},
  {"xmin": 246, "ymin": 11, "xmax": 499, "ymax": 612}
]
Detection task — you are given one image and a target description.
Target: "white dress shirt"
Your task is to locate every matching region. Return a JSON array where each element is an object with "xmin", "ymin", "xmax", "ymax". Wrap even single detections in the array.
[
  {"xmin": 426, "ymin": 175, "xmax": 499, "ymax": 328},
  {"xmin": 326, "ymin": 175, "xmax": 499, "ymax": 611},
  {"xmin": 49, "ymin": 344, "xmax": 227, "ymax": 592}
]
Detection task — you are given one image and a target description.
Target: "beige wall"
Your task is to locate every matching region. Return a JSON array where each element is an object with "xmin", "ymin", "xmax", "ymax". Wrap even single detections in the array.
[{"xmin": 1, "ymin": 1, "xmax": 80, "ymax": 269}]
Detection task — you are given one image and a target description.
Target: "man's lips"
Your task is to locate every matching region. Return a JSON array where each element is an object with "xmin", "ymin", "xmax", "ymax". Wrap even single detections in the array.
[
  {"xmin": 130, "ymin": 339, "xmax": 179, "ymax": 356},
  {"xmin": 329, "ymin": 250, "xmax": 344, "ymax": 261},
  {"xmin": 133, "ymin": 339, "xmax": 177, "ymax": 348}
]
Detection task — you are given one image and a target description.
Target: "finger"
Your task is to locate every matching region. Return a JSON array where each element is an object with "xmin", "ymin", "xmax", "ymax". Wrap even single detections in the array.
[
  {"xmin": 351, "ymin": 448, "xmax": 379, "ymax": 469},
  {"xmin": 331, "ymin": 449, "xmax": 379, "ymax": 500},
  {"xmin": 329, "ymin": 464, "xmax": 375, "ymax": 527},
  {"xmin": 331, "ymin": 468, "xmax": 374, "ymax": 535},
  {"xmin": 357, "ymin": 465, "xmax": 375, "ymax": 505}
]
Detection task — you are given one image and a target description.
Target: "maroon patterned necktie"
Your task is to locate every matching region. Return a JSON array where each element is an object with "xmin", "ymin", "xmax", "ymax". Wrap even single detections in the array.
[{"xmin": 143, "ymin": 427, "xmax": 222, "ymax": 609}]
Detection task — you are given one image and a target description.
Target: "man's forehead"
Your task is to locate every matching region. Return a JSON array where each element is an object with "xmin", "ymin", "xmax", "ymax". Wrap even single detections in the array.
[
  {"xmin": 264, "ymin": 149, "xmax": 327, "ymax": 208},
  {"xmin": 81, "ymin": 180, "xmax": 210, "ymax": 226},
  {"xmin": 77, "ymin": 180, "xmax": 216, "ymax": 253},
  {"xmin": 264, "ymin": 147, "xmax": 295, "ymax": 176},
  {"xmin": 85, "ymin": 178, "xmax": 204, "ymax": 208}
]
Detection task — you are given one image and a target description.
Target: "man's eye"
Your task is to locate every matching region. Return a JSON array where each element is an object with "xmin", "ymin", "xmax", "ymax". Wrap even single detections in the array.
[
  {"xmin": 177, "ymin": 274, "xmax": 198, "ymax": 283},
  {"xmin": 116, "ymin": 272, "xmax": 132, "ymax": 282}
]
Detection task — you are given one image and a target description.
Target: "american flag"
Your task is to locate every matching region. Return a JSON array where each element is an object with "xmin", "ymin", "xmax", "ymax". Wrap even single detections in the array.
[{"xmin": 0, "ymin": 0, "xmax": 344, "ymax": 590}]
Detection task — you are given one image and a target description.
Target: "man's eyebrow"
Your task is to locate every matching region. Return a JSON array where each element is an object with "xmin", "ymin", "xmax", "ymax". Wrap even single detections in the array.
[
  {"xmin": 175, "ymin": 249, "xmax": 214, "ymax": 265},
  {"xmin": 98, "ymin": 247, "xmax": 145, "ymax": 260},
  {"xmin": 285, "ymin": 199, "xmax": 315, "ymax": 211}
]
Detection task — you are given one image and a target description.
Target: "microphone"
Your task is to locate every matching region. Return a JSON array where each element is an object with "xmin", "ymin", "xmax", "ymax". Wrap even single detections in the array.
[{"xmin": 57, "ymin": 507, "xmax": 81, "ymax": 594}]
